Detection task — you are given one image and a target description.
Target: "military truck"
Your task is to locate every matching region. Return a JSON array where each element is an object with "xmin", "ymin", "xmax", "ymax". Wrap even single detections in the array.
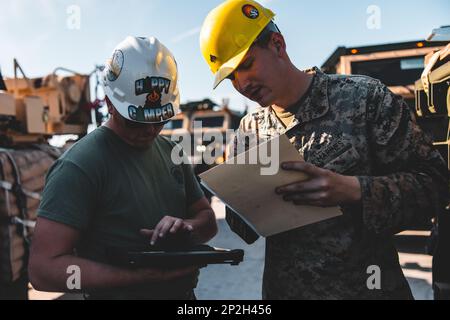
[
  {"xmin": 415, "ymin": 26, "xmax": 450, "ymax": 300},
  {"xmin": 322, "ymin": 40, "xmax": 446, "ymax": 106},
  {"xmin": 0, "ymin": 60, "xmax": 99, "ymax": 299},
  {"xmin": 0, "ymin": 60, "xmax": 100, "ymax": 143},
  {"xmin": 161, "ymin": 98, "xmax": 246, "ymax": 176}
]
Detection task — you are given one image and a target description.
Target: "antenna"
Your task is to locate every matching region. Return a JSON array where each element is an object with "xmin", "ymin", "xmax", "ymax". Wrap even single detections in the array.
[{"xmin": 0, "ymin": 66, "xmax": 7, "ymax": 91}]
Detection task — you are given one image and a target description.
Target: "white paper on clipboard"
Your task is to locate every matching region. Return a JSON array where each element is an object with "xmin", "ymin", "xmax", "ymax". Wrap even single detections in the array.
[{"xmin": 199, "ymin": 134, "xmax": 342, "ymax": 237}]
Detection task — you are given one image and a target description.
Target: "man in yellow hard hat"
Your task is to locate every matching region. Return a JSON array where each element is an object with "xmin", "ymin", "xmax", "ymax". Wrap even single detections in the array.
[{"xmin": 200, "ymin": 0, "xmax": 448, "ymax": 300}]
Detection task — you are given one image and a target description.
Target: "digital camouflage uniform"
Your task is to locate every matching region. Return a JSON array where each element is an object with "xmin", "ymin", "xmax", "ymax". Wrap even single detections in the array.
[{"xmin": 229, "ymin": 67, "xmax": 449, "ymax": 300}]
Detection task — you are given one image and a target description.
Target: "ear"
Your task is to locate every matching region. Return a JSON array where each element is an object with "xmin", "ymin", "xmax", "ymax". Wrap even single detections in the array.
[
  {"xmin": 271, "ymin": 33, "xmax": 286, "ymax": 56},
  {"xmin": 105, "ymin": 96, "xmax": 114, "ymax": 115}
]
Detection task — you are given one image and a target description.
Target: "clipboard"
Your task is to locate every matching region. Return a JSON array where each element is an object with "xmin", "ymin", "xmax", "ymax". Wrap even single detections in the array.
[{"xmin": 200, "ymin": 134, "xmax": 342, "ymax": 237}]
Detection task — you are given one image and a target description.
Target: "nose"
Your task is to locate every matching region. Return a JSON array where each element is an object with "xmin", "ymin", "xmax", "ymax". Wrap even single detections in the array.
[{"xmin": 232, "ymin": 70, "xmax": 252, "ymax": 94}]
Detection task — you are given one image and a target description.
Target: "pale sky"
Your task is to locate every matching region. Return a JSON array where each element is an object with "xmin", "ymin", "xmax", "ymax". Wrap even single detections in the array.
[{"xmin": 1, "ymin": 0, "xmax": 449, "ymax": 112}]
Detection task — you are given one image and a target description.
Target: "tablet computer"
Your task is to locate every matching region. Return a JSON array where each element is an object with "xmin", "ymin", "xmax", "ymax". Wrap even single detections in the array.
[{"xmin": 107, "ymin": 245, "xmax": 244, "ymax": 268}]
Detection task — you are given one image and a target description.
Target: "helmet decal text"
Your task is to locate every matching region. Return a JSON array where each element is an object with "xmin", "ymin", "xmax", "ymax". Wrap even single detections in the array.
[
  {"xmin": 127, "ymin": 76, "xmax": 174, "ymax": 122},
  {"xmin": 128, "ymin": 104, "xmax": 175, "ymax": 123},
  {"xmin": 135, "ymin": 76, "xmax": 171, "ymax": 96}
]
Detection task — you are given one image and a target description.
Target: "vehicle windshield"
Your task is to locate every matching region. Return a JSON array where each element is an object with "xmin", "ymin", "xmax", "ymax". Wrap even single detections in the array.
[
  {"xmin": 164, "ymin": 119, "xmax": 184, "ymax": 130},
  {"xmin": 192, "ymin": 116, "xmax": 225, "ymax": 129}
]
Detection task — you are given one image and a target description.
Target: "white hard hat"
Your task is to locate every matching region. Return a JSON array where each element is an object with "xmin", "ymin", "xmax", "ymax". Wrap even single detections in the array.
[{"xmin": 103, "ymin": 36, "xmax": 180, "ymax": 124}]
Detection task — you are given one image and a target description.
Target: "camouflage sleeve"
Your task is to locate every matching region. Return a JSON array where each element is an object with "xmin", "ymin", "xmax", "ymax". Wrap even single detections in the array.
[{"xmin": 357, "ymin": 83, "xmax": 449, "ymax": 235}]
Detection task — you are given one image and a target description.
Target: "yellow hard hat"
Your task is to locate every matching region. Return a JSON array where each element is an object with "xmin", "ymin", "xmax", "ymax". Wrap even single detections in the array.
[{"xmin": 200, "ymin": 0, "xmax": 275, "ymax": 89}]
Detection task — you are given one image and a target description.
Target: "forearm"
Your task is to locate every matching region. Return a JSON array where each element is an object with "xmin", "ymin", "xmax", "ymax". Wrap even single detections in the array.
[
  {"xmin": 186, "ymin": 208, "xmax": 218, "ymax": 244},
  {"xmin": 357, "ymin": 170, "xmax": 448, "ymax": 235},
  {"xmin": 360, "ymin": 83, "xmax": 449, "ymax": 234},
  {"xmin": 29, "ymin": 254, "xmax": 150, "ymax": 293}
]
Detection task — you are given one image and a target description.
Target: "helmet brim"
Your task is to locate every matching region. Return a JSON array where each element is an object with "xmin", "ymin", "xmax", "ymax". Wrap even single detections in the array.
[
  {"xmin": 104, "ymin": 85, "xmax": 133, "ymax": 121},
  {"xmin": 104, "ymin": 85, "xmax": 180, "ymax": 124},
  {"xmin": 213, "ymin": 45, "xmax": 251, "ymax": 89}
]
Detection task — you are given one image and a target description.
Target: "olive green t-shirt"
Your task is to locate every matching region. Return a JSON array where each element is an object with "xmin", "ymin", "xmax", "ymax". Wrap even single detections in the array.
[
  {"xmin": 272, "ymin": 74, "xmax": 316, "ymax": 128},
  {"xmin": 273, "ymin": 104, "xmax": 300, "ymax": 128},
  {"xmin": 37, "ymin": 126, "xmax": 204, "ymax": 299}
]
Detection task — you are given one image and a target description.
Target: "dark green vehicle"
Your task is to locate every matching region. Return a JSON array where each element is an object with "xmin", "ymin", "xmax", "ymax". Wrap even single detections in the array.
[{"xmin": 415, "ymin": 26, "xmax": 450, "ymax": 300}]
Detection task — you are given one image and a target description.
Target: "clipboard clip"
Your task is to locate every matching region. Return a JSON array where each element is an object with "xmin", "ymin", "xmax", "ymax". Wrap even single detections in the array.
[{"xmin": 226, "ymin": 206, "xmax": 260, "ymax": 245}]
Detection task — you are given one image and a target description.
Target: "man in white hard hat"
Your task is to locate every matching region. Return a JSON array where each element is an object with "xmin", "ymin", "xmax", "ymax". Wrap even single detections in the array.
[
  {"xmin": 200, "ymin": 0, "xmax": 448, "ymax": 300},
  {"xmin": 29, "ymin": 36, "xmax": 217, "ymax": 300}
]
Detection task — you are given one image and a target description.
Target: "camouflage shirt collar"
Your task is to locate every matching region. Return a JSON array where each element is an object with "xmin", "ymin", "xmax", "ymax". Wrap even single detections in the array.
[
  {"xmin": 256, "ymin": 67, "xmax": 330, "ymax": 138},
  {"xmin": 293, "ymin": 66, "xmax": 330, "ymax": 123}
]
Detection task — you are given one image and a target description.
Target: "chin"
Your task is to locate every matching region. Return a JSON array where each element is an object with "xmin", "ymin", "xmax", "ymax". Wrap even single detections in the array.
[
  {"xmin": 255, "ymin": 93, "xmax": 274, "ymax": 108},
  {"xmin": 256, "ymin": 97, "xmax": 273, "ymax": 108},
  {"xmin": 133, "ymin": 139, "xmax": 155, "ymax": 149}
]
